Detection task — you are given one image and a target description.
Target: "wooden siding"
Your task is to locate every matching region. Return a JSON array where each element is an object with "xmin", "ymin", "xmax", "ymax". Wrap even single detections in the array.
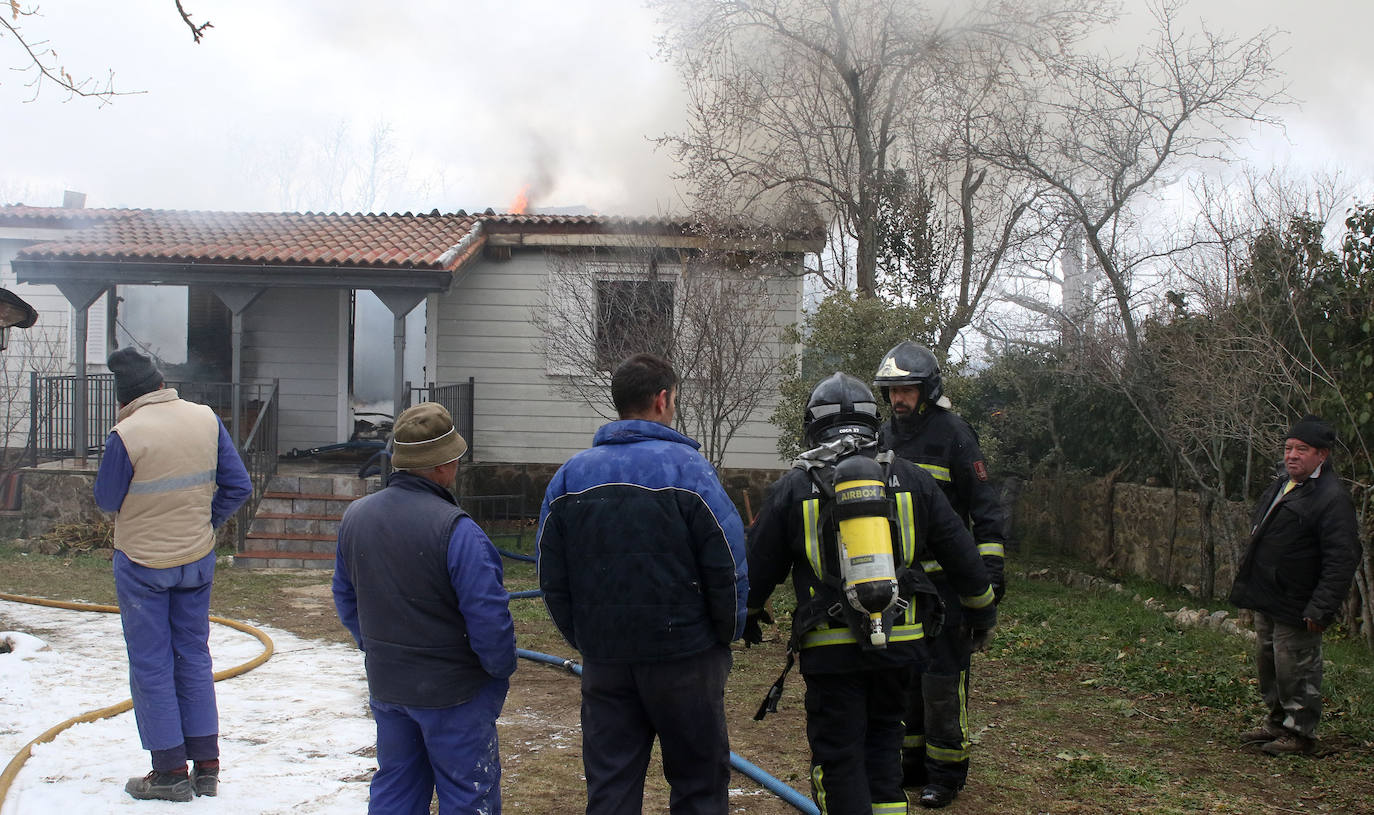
[
  {"xmin": 0, "ymin": 239, "xmax": 78, "ymax": 448},
  {"xmin": 432, "ymin": 251, "xmax": 802, "ymax": 469},
  {"xmin": 242, "ymin": 289, "xmax": 344, "ymax": 452}
]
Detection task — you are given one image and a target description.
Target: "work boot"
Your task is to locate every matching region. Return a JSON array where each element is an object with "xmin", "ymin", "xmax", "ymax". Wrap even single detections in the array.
[
  {"xmin": 1261, "ymin": 733, "xmax": 1315, "ymax": 756},
  {"xmin": 1239, "ymin": 725, "xmax": 1282, "ymax": 744},
  {"xmin": 191, "ymin": 760, "xmax": 220, "ymax": 797},
  {"xmin": 124, "ymin": 769, "xmax": 193, "ymax": 802},
  {"xmin": 919, "ymin": 784, "xmax": 958, "ymax": 809}
]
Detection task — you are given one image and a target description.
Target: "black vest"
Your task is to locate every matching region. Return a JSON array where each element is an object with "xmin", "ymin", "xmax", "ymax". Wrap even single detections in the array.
[{"xmin": 338, "ymin": 472, "xmax": 489, "ymax": 707}]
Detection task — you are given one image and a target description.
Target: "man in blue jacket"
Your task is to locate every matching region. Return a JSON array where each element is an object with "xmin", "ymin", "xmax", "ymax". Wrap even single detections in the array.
[
  {"xmin": 334, "ymin": 402, "xmax": 517, "ymax": 813},
  {"xmin": 537, "ymin": 352, "xmax": 747, "ymax": 815}
]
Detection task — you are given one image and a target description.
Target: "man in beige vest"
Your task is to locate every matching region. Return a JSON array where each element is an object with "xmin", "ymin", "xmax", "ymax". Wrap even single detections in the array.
[{"xmin": 94, "ymin": 347, "xmax": 252, "ymax": 802}]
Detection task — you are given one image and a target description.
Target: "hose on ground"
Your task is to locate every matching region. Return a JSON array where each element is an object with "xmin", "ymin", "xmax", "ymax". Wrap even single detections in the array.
[
  {"xmin": 0, "ymin": 591, "xmax": 275, "ymax": 808},
  {"xmin": 515, "ymin": 632, "xmax": 818, "ymax": 814}
]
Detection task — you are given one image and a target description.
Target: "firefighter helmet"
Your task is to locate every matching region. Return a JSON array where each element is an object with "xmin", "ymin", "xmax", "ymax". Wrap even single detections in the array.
[
  {"xmin": 804, "ymin": 372, "xmax": 881, "ymax": 445},
  {"xmin": 872, "ymin": 341, "xmax": 942, "ymax": 404}
]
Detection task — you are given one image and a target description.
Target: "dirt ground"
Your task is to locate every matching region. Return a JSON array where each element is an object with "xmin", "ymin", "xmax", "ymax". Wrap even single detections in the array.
[
  {"xmin": 5, "ymin": 555, "xmax": 1374, "ymax": 813},
  {"xmin": 232, "ymin": 572, "xmax": 1374, "ymax": 814}
]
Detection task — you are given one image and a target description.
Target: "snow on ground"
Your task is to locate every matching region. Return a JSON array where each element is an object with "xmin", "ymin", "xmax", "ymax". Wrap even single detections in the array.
[{"xmin": 0, "ymin": 599, "xmax": 375, "ymax": 814}]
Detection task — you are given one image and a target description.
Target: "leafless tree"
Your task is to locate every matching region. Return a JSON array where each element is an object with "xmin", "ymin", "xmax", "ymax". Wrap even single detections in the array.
[
  {"xmin": 1, "ymin": 2, "xmax": 209, "ymax": 102},
  {"xmin": 534, "ymin": 244, "xmax": 793, "ymax": 468},
  {"xmin": 977, "ymin": 0, "xmax": 1287, "ymax": 354},
  {"xmin": 652, "ymin": 0, "xmax": 1105, "ymax": 299}
]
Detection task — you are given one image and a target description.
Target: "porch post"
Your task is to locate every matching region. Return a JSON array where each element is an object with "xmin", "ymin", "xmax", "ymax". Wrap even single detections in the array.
[
  {"xmin": 372, "ymin": 291, "xmax": 426, "ymax": 424},
  {"xmin": 55, "ymin": 282, "xmax": 109, "ymax": 467},
  {"xmin": 212, "ymin": 287, "xmax": 266, "ymax": 446}
]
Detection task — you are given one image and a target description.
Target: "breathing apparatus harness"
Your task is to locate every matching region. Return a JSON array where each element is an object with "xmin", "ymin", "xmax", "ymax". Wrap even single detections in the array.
[{"xmin": 754, "ymin": 434, "xmax": 942, "ymax": 720}]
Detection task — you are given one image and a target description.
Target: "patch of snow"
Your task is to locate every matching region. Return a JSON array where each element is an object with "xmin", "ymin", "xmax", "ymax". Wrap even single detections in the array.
[{"xmin": 0, "ymin": 599, "xmax": 374, "ymax": 814}]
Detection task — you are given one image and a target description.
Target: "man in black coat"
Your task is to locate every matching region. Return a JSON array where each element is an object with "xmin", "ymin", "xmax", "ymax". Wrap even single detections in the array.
[{"xmin": 1230, "ymin": 415, "xmax": 1361, "ymax": 756}]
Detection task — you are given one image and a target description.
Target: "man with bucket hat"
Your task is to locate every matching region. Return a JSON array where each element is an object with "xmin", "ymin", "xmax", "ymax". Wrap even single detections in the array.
[
  {"xmin": 1230, "ymin": 414, "xmax": 1361, "ymax": 756},
  {"xmin": 334, "ymin": 401, "xmax": 517, "ymax": 813}
]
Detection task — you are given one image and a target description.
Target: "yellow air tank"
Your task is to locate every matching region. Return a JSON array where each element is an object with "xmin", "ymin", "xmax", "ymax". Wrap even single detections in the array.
[{"xmin": 832, "ymin": 454, "xmax": 899, "ymax": 646}]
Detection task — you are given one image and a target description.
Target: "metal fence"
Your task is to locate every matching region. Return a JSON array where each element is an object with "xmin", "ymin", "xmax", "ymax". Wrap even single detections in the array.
[
  {"xmin": 404, "ymin": 377, "xmax": 475, "ymax": 460},
  {"xmin": 231, "ymin": 380, "xmax": 280, "ymax": 552},
  {"xmin": 27, "ymin": 373, "xmax": 279, "ymax": 464}
]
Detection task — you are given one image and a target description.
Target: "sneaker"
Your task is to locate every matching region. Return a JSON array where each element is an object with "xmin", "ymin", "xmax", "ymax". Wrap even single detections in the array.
[
  {"xmin": 1261, "ymin": 733, "xmax": 1315, "ymax": 756},
  {"xmin": 124, "ymin": 770, "xmax": 193, "ymax": 802},
  {"xmin": 191, "ymin": 762, "xmax": 219, "ymax": 797},
  {"xmin": 1239, "ymin": 726, "xmax": 1281, "ymax": 743}
]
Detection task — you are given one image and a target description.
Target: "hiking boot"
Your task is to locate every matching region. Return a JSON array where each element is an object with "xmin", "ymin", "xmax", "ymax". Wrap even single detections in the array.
[
  {"xmin": 191, "ymin": 761, "xmax": 219, "ymax": 797},
  {"xmin": 124, "ymin": 769, "xmax": 193, "ymax": 802},
  {"xmin": 1239, "ymin": 725, "xmax": 1282, "ymax": 744},
  {"xmin": 1261, "ymin": 733, "xmax": 1315, "ymax": 756}
]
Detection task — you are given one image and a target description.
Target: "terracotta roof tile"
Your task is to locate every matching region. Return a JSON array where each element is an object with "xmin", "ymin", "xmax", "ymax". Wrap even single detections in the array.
[{"xmin": 6, "ymin": 208, "xmax": 485, "ymax": 271}]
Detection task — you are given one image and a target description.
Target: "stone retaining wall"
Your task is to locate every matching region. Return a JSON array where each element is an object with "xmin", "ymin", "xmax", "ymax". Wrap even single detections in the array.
[{"xmin": 1012, "ymin": 473, "xmax": 1251, "ymax": 599}]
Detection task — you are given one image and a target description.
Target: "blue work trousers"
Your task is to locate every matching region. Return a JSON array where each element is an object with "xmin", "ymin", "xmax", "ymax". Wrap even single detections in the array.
[
  {"xmin": 369, "ymin": 677, "xmax": 509, "ymax": 815},
  {"xmin": 113, "ymin": 549, "xmax": 219, "ymax": 769}
]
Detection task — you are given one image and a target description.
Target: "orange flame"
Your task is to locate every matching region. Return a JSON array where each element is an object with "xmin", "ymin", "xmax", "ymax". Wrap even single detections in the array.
[{"xmin": 509, "ymin": 185, "xmax": 531, "ymax": 215}]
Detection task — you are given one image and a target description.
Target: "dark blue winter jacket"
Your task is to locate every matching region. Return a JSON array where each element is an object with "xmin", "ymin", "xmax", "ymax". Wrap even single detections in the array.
[{"xmin": 536, "ymin": 419, "xmax": 747, "ymax": 662}]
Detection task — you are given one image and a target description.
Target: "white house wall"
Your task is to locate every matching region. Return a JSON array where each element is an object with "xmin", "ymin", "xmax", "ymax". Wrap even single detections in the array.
[
  {"xmin": 0, "ymin": 238, "xmax": 81, "ymax": 449},
  {"xmin": 241, "ymin": 288, "xmax": 344, "ymax": 454},
  {"xmin": 432, "ymin": 251, "xmax": 802, "ymax": 470}
]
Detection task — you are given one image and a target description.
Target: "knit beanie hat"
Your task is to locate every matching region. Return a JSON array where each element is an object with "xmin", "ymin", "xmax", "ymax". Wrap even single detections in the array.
[
  {"xmin": 1287, "ymin": 414, "xmax": 1337, "ymax": 450},
  {"xmin": 391, "ymin": 402, "xmax": 468, "ymax": 470},
  {"xmin": 107, "ymin": 347, "xmax": 164, "ymax": 405}
]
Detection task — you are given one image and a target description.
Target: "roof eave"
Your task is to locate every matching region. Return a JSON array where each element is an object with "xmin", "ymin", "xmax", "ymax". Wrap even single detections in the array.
[{"xmin": 12, "ymin": 257, "xmax": 456, "ymax": 292}]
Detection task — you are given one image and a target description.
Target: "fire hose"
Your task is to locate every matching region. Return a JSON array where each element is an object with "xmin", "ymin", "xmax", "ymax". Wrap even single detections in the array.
[
  {"xmin": 2, "ymin": 585, "xmax": 819, "ymax": 814},
  {"xmin": 0, "ymin": 592, "xmax": 275, "ymax": 808}
]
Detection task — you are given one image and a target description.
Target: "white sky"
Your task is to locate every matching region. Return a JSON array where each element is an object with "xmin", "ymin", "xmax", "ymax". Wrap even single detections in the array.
[{"xmin": 2, "ymin": 1, "xmax": 1369, "ymax": 217}]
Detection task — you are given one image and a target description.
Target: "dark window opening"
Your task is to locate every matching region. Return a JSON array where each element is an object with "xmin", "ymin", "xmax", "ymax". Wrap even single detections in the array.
[{"xmin": 595, "ymin": 279, "xmax": 674, "ymax": 370}]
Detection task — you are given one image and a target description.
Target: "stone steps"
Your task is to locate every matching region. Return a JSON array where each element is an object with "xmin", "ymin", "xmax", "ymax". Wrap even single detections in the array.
[{"xmin": 235, "ymin": 472, "xmax": 373, "ymax": 570}]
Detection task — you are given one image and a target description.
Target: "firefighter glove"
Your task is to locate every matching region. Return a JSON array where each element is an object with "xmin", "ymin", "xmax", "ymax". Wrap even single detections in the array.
[
  {"xmin": 743, "ymin": 607, "xmax": 773, "ymax": 646},
  {"xmin": 963, "ymin": 623, "xmax": 995, "ymax": 653}
]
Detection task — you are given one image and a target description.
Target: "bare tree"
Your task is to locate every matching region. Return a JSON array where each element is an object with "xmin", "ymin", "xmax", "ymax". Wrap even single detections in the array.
[
  {"xmin": 652, "ymin": 0, "xmax": 1104, "ymax": 298},
  {"xmin": 1, "ymin": 2, "xmax": 209, "ymax": 102},
  {"xmin": 535, "ymin": 244, "xmax": 793, "ymax": 468},
  {"xmin": 977, "ymin": 0, "xmax": 1287, "ymax": 354}
]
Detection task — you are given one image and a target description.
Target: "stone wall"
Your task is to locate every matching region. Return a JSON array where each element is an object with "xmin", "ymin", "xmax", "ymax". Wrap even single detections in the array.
[
  {"xmin": 20, "ymin": 464, "xmax": 105, "ymax": 539},
  {"xmin": 454, "ymin": 460, "xmax": 785, "ymax": 525},
  {"xmin": 1013, "ymin": 473, "xmax": 1252, "ymax": 598}
]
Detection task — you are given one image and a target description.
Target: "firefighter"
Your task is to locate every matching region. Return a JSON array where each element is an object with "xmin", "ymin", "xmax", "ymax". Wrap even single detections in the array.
[
  {"xmin": 745, "ymin": 372, "xmax": 996, "ymax": 815},
  {"xmin": 873, "ymin": 341, "xmax": 1007, "ymax": 809}
]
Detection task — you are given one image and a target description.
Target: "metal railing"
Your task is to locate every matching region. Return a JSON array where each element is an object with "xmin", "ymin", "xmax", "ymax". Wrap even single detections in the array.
[
  {"xmin": 231, "ymin": 379, "xmax": 280, "ymax": 552},
  {"xmin": 404, "ymin": 377, "xmax": 475, "ymax": 460},
  {"xmin": 27, "ymin": 373, "xmax": 277, "ymax": 465}
]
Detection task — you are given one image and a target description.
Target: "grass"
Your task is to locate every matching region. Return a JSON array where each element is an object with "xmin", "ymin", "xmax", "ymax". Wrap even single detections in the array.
[{"xmin": 5, "ymin": 540, "xmax": 1374, "ymax": 813}]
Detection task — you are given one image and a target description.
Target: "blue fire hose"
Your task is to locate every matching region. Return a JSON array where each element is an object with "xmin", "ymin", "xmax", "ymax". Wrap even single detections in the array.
[{"xmin": 510, "ymin": 583, "xmax": 818, "ymax": 815}]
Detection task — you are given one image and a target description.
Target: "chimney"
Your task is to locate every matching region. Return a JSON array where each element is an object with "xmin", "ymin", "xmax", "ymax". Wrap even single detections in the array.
[{"xmin": 62, "ymin": 190, "xmax": 87, "ymax": 209}]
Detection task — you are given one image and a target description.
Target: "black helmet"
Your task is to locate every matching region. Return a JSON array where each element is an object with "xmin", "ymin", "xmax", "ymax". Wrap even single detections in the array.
[
  {"xmin": 872, "ymin": 341, "xmax": 942, "ymax": 404},
  {"xmin": 804, "ymin": 372, "xmax": 881, "ymax": 445}
]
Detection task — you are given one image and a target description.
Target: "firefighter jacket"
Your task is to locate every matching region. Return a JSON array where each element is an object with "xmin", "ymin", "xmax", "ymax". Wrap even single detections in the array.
[
  {"xmin": 880, "ymin": 405, "xmax": 1006, "ymax": 593},
  {"xmin": 1229, "ymin": 463, "xmax": 1361, "ymax": 628},
  {"xmin": 746, "ymin": 443, "xmax": 996, "ymax": 675}
]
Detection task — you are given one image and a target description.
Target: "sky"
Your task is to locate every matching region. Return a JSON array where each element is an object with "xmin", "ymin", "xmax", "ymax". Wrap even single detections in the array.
[{"xmin": 2, "ymin": 1, "xmax": 1370, "ymax": 219}]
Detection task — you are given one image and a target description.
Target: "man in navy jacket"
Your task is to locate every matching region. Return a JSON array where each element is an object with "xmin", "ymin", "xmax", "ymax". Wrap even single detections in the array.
[{"xmin": 537, "ymin": 352, "xmax": 747, "ymax": 815}]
